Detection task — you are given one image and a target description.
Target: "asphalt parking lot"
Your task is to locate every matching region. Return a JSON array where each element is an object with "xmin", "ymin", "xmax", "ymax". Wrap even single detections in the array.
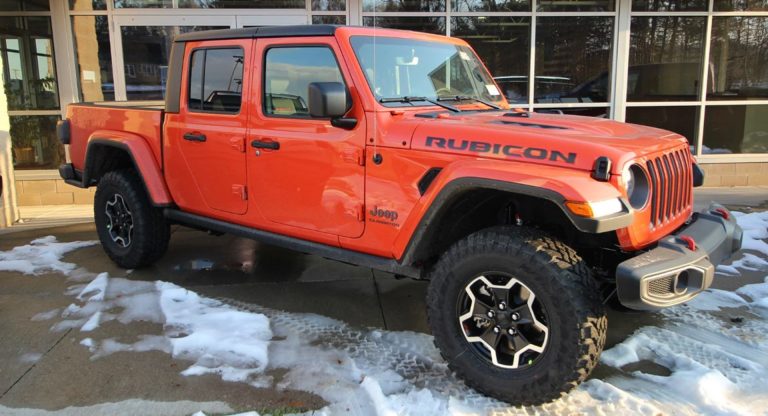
[{"xmin": 1, "ymin": 186, "xmax": 766, "ymax": 415}]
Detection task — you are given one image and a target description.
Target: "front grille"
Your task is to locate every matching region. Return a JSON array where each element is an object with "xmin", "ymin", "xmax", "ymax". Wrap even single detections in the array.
[
  {"xmin": 648, "ymin": 275, "xmax": 675, "ymax": 296},
  {"xmin": 645, "ymin": 148, "xmax": 693, "ymax": 228}
]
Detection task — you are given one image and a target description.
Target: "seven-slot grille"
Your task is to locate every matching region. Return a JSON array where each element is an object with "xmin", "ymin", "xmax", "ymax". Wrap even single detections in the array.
[{"xmin": 645, "ymin": 148, "xmax": 693, "ymax": 228}]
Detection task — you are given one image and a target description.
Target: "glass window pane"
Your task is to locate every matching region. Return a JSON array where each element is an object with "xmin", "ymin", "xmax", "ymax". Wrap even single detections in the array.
[
  {"xmin": 453, "ymin": 0, "xmax": 530, "ymax": 12},
  {"xmin": 312, "ymin": 0, "xmax": 346, "ymax": 11},
  {"xmin": 703, "ymin": 105, "xmax": 768, "ymax": 154},
  {"xmin": 538, "ymin": 0, "xmax": 614, "ymax": 11},
  {"xmin": 535, "ymin": 17, "xmax": 613, "ymax": 104},
  {"xmin": 69, "ymin": 0, "xmax": 107, "ymax": 10},
  {"xmin": 534, "ymin": 107, "xmax": 609, "ymax": 117},
  {"xmin": 632, "ymin": 0, "xmax": 706, "ymax": 11},
  {"xmin": 201, "ymin": 48, "xmax": 243, "ymax": 112},
  {"xmin": 10, "ymin": 115, "xmax": 63, "ymax": 170},
  {"xmin": 628, "ymin": 17, "xmax": 706, "ymax": 101},
  {"xmin": 312, "ymin": 15, "xmax": 347, "ymax": 25},
  {"xmin": 714, "ymin": 0, "xmax": 768, "ymax": 11},
  {"xmin": 0, "ymin": 0, "xmax": 48, "ymax": 11},
  {"xmin": 709, "ymin": 17, "xmax": 768, "ymax": 100},
  {"xmin": 114, "ymin": 0, "xmax": 172, "ymax": 8},
  {"xmin": 179, "ymin": 0, "xmax": 305, "ymax": 8},
  {"xmin": 188, "ymin": 50, "xmax": 204, "ymax": 109},
  {"xmin": 626, "ymin": 106, "xmax": 698, "ymax": 149},
  {"xmin": 72, "ymin": 16, "xmax": 114, "ymax": 102},
  {"xmin": 0, "ymin": 17, "xmax": 59, "ymax": 111},
  {"xmin": 363, "ymin": 0, "xmax": 445, "ymax": 12},
  {"xmin": 451, "ymin": 17, "xmax": 530, "ymax": 104},
  {"xmin": 120, "ymin": 26, "xmax": 227, "ymax": 101},
  {"xmin": 264, "ymin": 47, "xmax": 344, "ymax": 117},
  {"xmin": 362, "ymin": 16, "xmax": 445, "ymax": 35}
]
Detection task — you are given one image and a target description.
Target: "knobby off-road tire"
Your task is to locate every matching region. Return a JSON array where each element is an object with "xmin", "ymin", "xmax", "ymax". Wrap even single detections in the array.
[
  {"xmin": 427, "ymin": 226, "xmax": 607, "ymax": 405},
  {"xmin": 94, "ymin": 169, "xmax": 170, "ymax": 268}
]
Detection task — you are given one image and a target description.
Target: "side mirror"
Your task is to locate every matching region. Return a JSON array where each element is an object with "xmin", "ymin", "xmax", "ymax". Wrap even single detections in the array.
[{"xmin": 308, "ymin": 82, "xmax": 348, "ymax": 118}]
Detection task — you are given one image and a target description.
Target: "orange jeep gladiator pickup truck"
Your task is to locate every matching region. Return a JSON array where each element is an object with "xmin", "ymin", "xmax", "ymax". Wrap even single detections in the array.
[{"xmin": 57, "ymin": 25, "xmax": 742, "ymax": 405}]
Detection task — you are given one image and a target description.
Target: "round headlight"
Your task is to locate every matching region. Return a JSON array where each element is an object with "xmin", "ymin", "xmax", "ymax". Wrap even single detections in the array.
[{"xmin": 624, "ymin": 164, "xmax": 649, "ymax": 209}]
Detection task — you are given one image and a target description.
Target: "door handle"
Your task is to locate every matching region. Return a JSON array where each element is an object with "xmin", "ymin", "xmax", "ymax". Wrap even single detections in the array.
[
  {"xmin": 183, "ymin": 132, "xmax": 207, "ymax": 142},
  {"xmin": 251, "ymin": 139, "xmax": 280, "ymax": 150}
]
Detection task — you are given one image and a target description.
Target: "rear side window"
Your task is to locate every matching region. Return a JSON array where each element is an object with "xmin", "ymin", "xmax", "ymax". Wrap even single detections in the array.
[
  {"xmin": 188, "ymin": 47, "xmax": 244, "ymax": 113},
  {"xmin": 263, "ymin": 46, "xmax": 344, "ymax": 118}
]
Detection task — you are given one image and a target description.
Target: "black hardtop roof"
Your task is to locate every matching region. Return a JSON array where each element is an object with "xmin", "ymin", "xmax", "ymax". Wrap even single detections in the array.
[{"xmin": 174, "ymin": 24, "xmax": 340, "ymax": 43}]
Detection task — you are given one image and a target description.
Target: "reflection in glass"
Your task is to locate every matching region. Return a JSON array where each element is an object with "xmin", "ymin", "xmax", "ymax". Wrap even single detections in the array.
[
  {"xmin": 72, "ymin": 16, "xmax": 114, "ymax": 102},
  {"xmin": 628, "ymin": 17, "xmax": 705, "ymax": 101},
  {"xmin": 264, "ymin": 47, "xmax": 344, "ymax": 117},
  {"xmin": 114, "ymin": 0, "xmax": 172, "ymax": 7},
  {"xmin": 120, "ymin": 26, "xmax": 226, "ymax": 100},
  {"xmin": 312, "ymin": 0, "xmax": 346, "ymax": 11},
  {"xmin": 0, "ymin": 17, "xmax": 59, "ymax": 111},
  {"xmin": 714, "ymin": 0, "xmax": 768, "ymax": 11},
  {"xmin": 0, "ymin": 0, "xmax": 48, "ymax": 11},
  {"xmin": 703, "ymin": 105, "xmax": 768, "ymax": 154},
  {"xmin": 535, "ymin": 17, "xmax": 613, "ymax": 104},
  {"xmin": 626, "ymin": 106, "xmax": 698, "ymax": 147},
  {"xmin": 188, "ymin": 48, "xmax": 243, "ymax": 113},
  {"xmin": 709, "ymin": 17, "xmax": 768, "ymax": 100},
  {"xmin": 362, "ymin": 16, "xmax": 445, "ymax": 35},
  {"xmin": 69, "ymin": 0, "xmax": 107, "ymax": 10},
  {"xmin": 538, "ymin": 0, "xmax": 614, "ymax": 11},
  {"xmin": 451, "ymin": 17, "xmax": 530, "ymax": 104},
  {"xmin": 363, "ymin": 0, "xmax": 445, "ymax": 12},
  {"xmin": 179, "ymin": 0, "xmax": 305, "ymax": 8},
  {"xmin": 452, "ymin": 0, "xmax": 530, "ymax": 12},
  {"xmin": 10, "ymin": 115, "xmax": 63, "ymax": 170},
  {"xmin": 631, "ymin": 0, "xmax": 706, "ymax": 11},
  {"xmin": 312, "ymin": 15, "xmax": 347, "ymax": 25},
  {"xmin": 534, "ymin": 107, "xmax": 609, "ymax": 118}
]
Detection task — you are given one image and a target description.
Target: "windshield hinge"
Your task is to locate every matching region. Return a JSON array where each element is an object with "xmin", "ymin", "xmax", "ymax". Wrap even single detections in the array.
[{"xmin": 232, "ymin": 184, "xmax": 247, "ymax": 200}]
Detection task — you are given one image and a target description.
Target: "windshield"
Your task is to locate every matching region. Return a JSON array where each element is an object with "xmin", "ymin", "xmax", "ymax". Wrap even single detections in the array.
[{"xmin": 350, "ymin": 36, "xmax": 504, "ymax": 106}]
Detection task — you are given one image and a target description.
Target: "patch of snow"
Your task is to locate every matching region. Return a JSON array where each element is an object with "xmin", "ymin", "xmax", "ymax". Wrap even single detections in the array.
[
  {"xmin": 77, "ymin": 272, "xmax": 108, "ymax": 301},
  {"xmin": 30, "ymin": 308, "xmax": 60, "ymax": 321},
  {"xmin": 0, "ymin": 236, "xmax": 97, "ymax": 275},
  {"xmin": 685, "ymin": 288, "xmax": 749, "ymax": 311},
  {"xmin": 733, "ymin": 210, "xmax": 768, "ymax": 255},
  {"xmin": 80, "ymin": 311, "xmax": 101, "ymax": 332},
  {"xmin": 19, "ymin": 352, "xmax": 42, "ymax": 364}
]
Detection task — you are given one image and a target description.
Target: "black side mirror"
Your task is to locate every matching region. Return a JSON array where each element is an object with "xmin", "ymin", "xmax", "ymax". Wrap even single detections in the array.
[{"xmin": 308, "ymin": 82, "xmax": 348, "ymax": 118}]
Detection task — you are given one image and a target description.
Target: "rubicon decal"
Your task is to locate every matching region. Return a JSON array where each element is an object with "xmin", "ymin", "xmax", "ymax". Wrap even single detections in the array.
[{"xmin": 425, "ymin": 136, "xmax": 577, "ymax": 164}]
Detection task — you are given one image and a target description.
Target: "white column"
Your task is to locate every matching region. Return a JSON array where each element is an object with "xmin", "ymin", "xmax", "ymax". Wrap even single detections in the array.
[{"xmin": 0, "ymin": 56, "xmax": 20, "ymax": 228}]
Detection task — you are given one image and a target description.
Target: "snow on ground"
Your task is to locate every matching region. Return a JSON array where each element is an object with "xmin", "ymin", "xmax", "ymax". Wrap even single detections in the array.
[
  {"xmin": 0, "ymin": 236, "xmax": 96, "ymax": 275},
  {"xmin": 3, "ymin": 210, "xmax": 768, "ymax": 415}
]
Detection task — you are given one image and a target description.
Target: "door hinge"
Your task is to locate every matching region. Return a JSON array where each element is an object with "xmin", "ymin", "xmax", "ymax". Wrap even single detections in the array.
[
  {"xmin": 358, "ymin": 148, "xmax": 365, "ymax": 166},
  {"xmin": 230, "ymin": 137, "xmax": 246, "ymax": 153},
  {"xmin": 356, "ymin": 203, "xmax": 365, "ymax": 221},
  {"xmin": 233, "ymin": 184, "xmax": 247, "ymax": 200},
  {"xmin": 343, "ymin": 148, "xmax": 365, "ymax": 166}
]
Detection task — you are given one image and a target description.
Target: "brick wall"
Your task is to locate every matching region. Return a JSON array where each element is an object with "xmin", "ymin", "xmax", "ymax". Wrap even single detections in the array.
[
  {"xmin": 15, "ymin": 179, "xmax": 95, "ymax": 206},
  {"xmin": 699, "ymin": 163, "xmax": 768, "ymax": 187}
]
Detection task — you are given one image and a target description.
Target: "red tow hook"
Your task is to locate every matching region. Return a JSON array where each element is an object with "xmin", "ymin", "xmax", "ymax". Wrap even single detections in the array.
[
  {"xmin": 712, "ymin": 207, "xmax": 731, "ymax": 220},
  {"xmin": 679, "ymin": 235, "xmax": 697, "ymax": 251}
]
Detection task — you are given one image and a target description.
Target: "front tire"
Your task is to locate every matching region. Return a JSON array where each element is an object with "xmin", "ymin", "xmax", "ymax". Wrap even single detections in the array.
[
  {"xmin": 427, "ymin": 226, "xmax": 607, "ymax": 405},
  {"xmin": 94, "ymin": 169, "xmax": 170, "ymax": 268}
]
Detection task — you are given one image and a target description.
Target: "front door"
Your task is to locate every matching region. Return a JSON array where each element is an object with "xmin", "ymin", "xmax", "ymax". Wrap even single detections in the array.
[
  {"xmin": 248, "ymin": 37, "xmax": 366, "ymax": 238},
  {"xmin": 164, "ymin": 38, "xmax": 251, "ymax": 215}
]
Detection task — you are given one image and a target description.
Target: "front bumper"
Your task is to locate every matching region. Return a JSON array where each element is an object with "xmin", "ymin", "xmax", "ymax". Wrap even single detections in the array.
[{"xmin": 616, "ymin": 203, "xmax": 743, "ymax": 310}]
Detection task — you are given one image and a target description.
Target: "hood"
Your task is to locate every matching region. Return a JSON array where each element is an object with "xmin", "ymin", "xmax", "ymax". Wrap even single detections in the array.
[{"xmin": 408, "ymin": 110, "xmax": 689, "ymax": 173}]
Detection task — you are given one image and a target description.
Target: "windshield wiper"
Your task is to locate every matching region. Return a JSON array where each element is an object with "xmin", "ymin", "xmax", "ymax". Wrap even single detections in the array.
[
  {"xmin": 379, "ymin": 96, "xmax": 461, "ymax": 113},
  {"xmin": 437, "ymin": 95, "xmax": 501, "ymax": 110}
]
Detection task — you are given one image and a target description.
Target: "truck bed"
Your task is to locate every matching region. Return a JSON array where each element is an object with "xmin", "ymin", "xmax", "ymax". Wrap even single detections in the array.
[{"xmin": 65, "ymin": 101, "xmax": 165, "ymax": 176}]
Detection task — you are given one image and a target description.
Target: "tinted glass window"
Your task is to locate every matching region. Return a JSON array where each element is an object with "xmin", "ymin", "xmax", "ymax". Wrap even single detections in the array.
[
  {"xmin": 187, "ymin": 48, "xmax": 243, "ymax": 113},
  {"xmin": 264, "ymin": 47, "xmax": 344, "ymax": 117},
  {"xmin": 708, "ymin": 17, "xmax": 768, "ymax": 100}
]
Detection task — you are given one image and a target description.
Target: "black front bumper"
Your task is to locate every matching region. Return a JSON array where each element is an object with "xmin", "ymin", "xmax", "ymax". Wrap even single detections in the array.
[{"xmin": 616, "ymin": 203, "xmax": 743, "ymax": 310}]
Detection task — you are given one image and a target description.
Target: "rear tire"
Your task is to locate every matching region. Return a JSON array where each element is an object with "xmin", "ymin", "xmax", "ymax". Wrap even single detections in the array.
[
  {"xmin": 94, "ymin": 169, "xmax": 170, "ymax": 268},
  {"xmin": 426, "ymin": 226, "xmax": 607, "ymax": 405}
]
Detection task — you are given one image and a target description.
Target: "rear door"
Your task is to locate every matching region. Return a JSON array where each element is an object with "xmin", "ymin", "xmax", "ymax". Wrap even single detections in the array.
[
  {"xmin": 247, "ymin": 37, "xmax": 366, "ymax": 238},
  {"xmin": 164, "ymin": 39, "xmax": 251, "ymax": 215}
]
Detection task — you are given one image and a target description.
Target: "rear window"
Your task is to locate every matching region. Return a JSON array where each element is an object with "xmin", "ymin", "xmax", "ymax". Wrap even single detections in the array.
[{"xmin": 188, "ymin": 47, "xmax": 244, "ymax": 113}]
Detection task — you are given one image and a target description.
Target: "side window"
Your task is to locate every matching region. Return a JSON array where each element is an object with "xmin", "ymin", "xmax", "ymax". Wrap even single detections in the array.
[
  {"xmin": 187, "ymin": 47, "xmax": 244, "ymax": 113},
  {"xmin": 264, "ymin": 46, "xmax": 345, "ymax": 117}
]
